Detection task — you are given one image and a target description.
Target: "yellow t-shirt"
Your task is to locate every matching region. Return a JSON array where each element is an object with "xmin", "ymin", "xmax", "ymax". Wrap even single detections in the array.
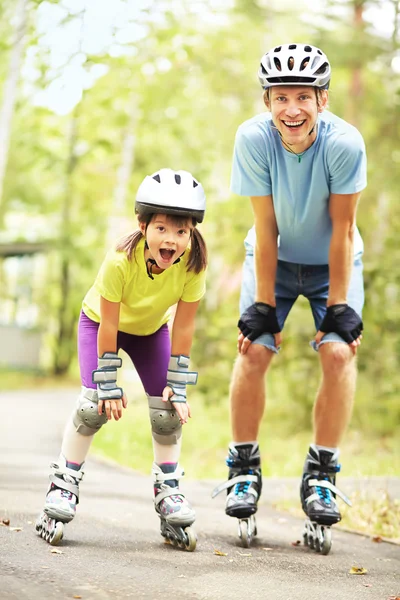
[{"xmin": 82, "ymin": 238, "xmax": 206, "ymax": 336}]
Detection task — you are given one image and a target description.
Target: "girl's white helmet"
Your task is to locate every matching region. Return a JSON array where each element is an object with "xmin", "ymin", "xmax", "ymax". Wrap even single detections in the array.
[
  {"xmin": 258, "ymin": 43, "xmax": 331, "ymax": 90},
  {"xmin": 135, "ymin": 168, "xmax": 206, "ymax": 223}
]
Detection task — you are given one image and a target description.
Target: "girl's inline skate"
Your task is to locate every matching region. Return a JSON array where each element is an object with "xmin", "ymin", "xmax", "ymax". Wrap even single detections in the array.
[
  {"xmin": 212, "ymin": 442, "xmax": 262, "ymax": 548},
  {"xmin": 35, "ymin": 455, "xmax": 83, "ymax": 546},
  {"xmin": 153, "ymin": 463, "xmax": 197, "ymax": 552},
  {"xmin": 300, "ymin": 445, "xmax": 351, "ymax": 555}
]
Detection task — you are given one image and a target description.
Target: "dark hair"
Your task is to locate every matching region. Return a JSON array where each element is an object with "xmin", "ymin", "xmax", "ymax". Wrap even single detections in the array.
[{"xmin": 115, "ymin": 212, "xmax": 208, "ymax": 274}]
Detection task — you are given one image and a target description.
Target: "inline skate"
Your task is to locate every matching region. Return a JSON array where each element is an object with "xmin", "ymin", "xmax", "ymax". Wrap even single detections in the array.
[
  {"xmin": 300, "ymin": 445, "xmax": 352, "ymax": 555},
  {"xmin": 36, "ymin": 455, "xmax": 84, "ymax": 546},
  {"xmin": 153, "ymin": 463, "xmax": 197, "ymax": 552},
  {"xmin": 212, "ymin": 442, "xmax": 262, "ymax": 548}
]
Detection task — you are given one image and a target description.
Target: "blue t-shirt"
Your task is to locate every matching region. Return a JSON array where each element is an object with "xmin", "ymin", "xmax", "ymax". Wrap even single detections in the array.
[{"xmin": 231, "ymin": 110, "xmax": 367, "ymax": 265}]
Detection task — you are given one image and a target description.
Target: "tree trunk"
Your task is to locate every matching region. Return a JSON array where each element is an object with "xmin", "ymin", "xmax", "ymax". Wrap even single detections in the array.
[
  {"xmin": 107, "ymin": 96, "xmax": 137, "ymax": 245},
  {"xmin": 53, "ymin": 112, "xmax": 79, "ymax": 376},
  {"xmin": 346, "ymin": 1, "xmax": 364, "ymax": 128},
  {"xmin": 0, "ymin": 0, "xmax": 28, "ymax": 217}
]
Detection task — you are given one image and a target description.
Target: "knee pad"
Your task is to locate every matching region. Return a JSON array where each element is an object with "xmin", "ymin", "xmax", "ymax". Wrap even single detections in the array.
[
  {"xmin": 147, "ymin": 395, "xmax": 182, "ymax": 445},
  {"xmin": 72, "ymin": 387, "xmax": 108, "ymax": 436}
]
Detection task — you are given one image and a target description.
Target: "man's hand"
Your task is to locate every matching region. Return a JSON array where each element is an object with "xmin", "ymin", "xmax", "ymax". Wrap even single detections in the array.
[
  {"xmin": 238, "ymin": 302, "xmax": 281, "ymax": 354},
  {"xmin": 315, "ymin": 304, "xmax": 363, "ymax": 354}
]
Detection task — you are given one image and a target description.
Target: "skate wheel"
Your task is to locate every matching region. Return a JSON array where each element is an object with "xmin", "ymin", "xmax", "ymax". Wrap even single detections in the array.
[
  {"xmin": 239, "ymin": 520, "xmax": 251, "ymax": 548},
  {"xmin": 303, "ymin": 532, "xmax": 308, "ymax": 547},
  {"xmin": 320, "ymin": 527, "xmax": 332, "ymax": 555},
  {"xmin": 49, "ymin": 522, "xmax": 64, "ymax": 546},
  {"xmin": 308, "ymin": 534, "xmax": 314, "ymax": 549},
  {"xmin": 184, "ymin": 527, "xmax": 197, "ymax": 552}
]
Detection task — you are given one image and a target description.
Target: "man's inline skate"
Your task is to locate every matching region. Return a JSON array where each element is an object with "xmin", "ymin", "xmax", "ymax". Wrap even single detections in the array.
[
  {"xmin": 153, "ymin": 463, "xmax": 197, "ymax": 552},
  {"xmin": 36, "ymin": 455, "xmax": 83, "ymax": 546},
  {"xmin": 300, "ymin": 445, "xmax": 352, "ymax": 555},
  {"xmin": 212, "ymin": 442, "xmax": 262, "ymax": 548}
]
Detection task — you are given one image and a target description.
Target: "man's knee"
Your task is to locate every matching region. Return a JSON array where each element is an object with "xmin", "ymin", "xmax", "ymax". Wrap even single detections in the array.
[
  {"xmin": 72, "ymin": 387, "xmax": 108, "ymax": 436},
  {"xmin": 147, "ymin": 395, "xmax": 182, "ymax": 445},
  {"xmin": 319, "ymin": 342, "xmax": 354, "ymax": 372},
  {"xmin": 239, "ymin": 343, "xmax": 275, "ymax": 375}
]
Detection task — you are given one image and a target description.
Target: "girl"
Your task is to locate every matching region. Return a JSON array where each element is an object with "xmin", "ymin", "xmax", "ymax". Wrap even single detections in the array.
[{"xmin": 36, "ymin": 168, "xmax": 207, "ymax": 551}]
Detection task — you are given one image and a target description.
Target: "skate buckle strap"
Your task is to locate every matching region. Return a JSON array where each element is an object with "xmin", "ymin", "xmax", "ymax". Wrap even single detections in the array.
[
  {"xmin": 307, "ymin": 479, "xmax": 352, "ymax": 506},
  {"xmin": 50, "ymin": 462, "xmax": 84, "ymax": 482},
  {"xmin": 154, "ymin": 485, "xmax": 184, "ymax": 506},
  {"xmin": 211, "ymin": 474, "xmax": 258, "ymax": 498}
]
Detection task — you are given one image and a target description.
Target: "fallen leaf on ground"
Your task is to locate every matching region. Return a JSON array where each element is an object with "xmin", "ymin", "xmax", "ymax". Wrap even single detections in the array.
[
  {"xmin": 372, "ymin": 536, "xmax": 383, "ymax": 543},
  {"xmin": 387, "ymin": 596, "xmax": 400, "ymax": 600},
  {"xmin": 238, "ymin": 552, "xmax": 252, "ymax": 557},
  {"xmin": 262, "ymin": 547, "xmax": 273, "ymax": 551},
  {"xmin": 291, "ymin": 540, "xmax": 301, "ymax": 546},
  {"xmin": 213, "ymin": 549, "xmax": 227, "ymax": 556},
  {"xmin": 363, "ymin": 584, "xmax": 372, "ymax": 588},
  {"xmin": 50, "ymin": 549, "xmax": 63, "ymax": 554},
  {"xmin": 1, "ymin": 519, "xmax": 10, "ymax": 526},
  {"xmin": 349, "ymin": 566, "xmax": 368, "ymax": 575},
  {"xmin": 9, "ymin": 527, "xmax": 23, "ymax": 532},
  {"xmin": 73, "ymin": 596, "xmax": 82, "ymax": 599}
]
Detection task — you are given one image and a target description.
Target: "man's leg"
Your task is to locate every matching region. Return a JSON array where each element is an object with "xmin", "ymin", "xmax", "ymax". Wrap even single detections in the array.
[
  {"xmin": 314, "ymin": 342, "xmax": 357, "ymax": 446},
  {"xmin": 230, "ymin": 344, "xmax": 275, "ymax": 442},
  {"xmin": 302, "ymin": 259, "xmax": 364, "ymax": 525}
]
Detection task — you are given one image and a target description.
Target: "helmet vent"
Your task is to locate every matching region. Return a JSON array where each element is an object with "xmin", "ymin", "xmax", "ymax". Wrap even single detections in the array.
[
  {"xmin": 304, "ymin": 45, "xmax": 312, "ymax": 52},
  {"xmin": 317, "ymin": 49, "xmax": 322, "ymax": 55},
  {"xmin": 274, "ymin": 46, "xmax": 282, "ymax": 52},
  {"xmin": 300, "ymin": 57, "xmax": 310, "ymax": 71},
  {"xmin": 288, "ymin": 44, "xmax": 297, "ymax": 50},
  {"xmin": 193, "ymin": 180, "xmax": 198, "ymax": 188},
  {"xmin": 153, "ymin": 174, "xmax": 161, "ymax": 183},
  {"xmin": 315, "ymin": 61, "xmax": 329, "ymax": 75},
  {"xmin": 288, "ymin": 57, "xmax": 294, "ymax": 71},
  {"xmin": 274, "ymin": 57, "xmax": 282, "ymax": 71},
  {"xmin": 174, "ymin": 174, "xmax": 181, "ymax": 184}
]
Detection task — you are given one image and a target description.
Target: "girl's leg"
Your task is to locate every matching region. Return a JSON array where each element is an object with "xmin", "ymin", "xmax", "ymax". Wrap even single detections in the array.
[
  {"xmin": 61, "ymin": 311, "xmax": 99, "ymax": 465},
  {"xmin": 40, "ymin": 312, "xmax": 99, "ymax": 529},
  {"xmin": 120, "ymin": 326, "xmax": 195, "ymax": 529}
]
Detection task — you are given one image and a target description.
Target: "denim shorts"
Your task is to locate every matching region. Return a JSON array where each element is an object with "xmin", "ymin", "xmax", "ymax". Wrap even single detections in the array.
[{"xmin": 240, "ymin": 242, "xmax": 364, "ymax": 353}]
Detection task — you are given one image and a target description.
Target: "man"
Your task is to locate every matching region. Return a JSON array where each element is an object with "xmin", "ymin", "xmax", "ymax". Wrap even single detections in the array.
[{"xmin": 221, "ymin": 43, "xmax": 366, "ymax": 537}]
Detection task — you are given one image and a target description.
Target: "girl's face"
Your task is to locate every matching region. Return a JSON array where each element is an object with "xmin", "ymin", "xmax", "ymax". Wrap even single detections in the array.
[{"xmin": 140, "ymin": 214, "xmax": 192, "ymax": 270}]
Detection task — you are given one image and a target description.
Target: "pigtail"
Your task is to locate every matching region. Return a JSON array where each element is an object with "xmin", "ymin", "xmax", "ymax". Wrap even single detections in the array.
[
  {"xmin": 115, "ymin": 230, "xmax": 144, "ymax": 262},
  {"xmin": 187, "ymin": 227, "xmax": 208, "ymax": 274}
]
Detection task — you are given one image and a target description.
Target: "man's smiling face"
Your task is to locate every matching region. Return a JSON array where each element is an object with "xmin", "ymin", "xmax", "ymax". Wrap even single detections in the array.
[{"xmin": 268, "ymin": 86, "xmax": 328, "ymax": 154}]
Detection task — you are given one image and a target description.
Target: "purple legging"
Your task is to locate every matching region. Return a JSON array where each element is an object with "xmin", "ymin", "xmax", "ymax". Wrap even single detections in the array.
[{"xmin": 77, "ymin": 311, "xmax": 171, "ymax": 396}]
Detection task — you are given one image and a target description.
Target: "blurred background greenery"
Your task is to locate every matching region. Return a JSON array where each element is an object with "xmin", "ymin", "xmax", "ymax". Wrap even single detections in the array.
[{"xmin": 1, "ymin": 0, "xmax": 399, "ymax": 521}]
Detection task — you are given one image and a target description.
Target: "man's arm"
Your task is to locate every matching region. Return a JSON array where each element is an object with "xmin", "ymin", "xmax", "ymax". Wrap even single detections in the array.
[
  {"xmin": 327, "ymin": 192, "xmax": 361, "ymax": 306},
  {"xmin": 315, "ymin": 191, "xmax": 363, "ymax": 352},
  {"xmin": 251, "ymin": 195, "xmax": 279, "ymax": 305},
  {"xmin": 238, "ymin": 195, "xmax": 281, "ymax": 354}
]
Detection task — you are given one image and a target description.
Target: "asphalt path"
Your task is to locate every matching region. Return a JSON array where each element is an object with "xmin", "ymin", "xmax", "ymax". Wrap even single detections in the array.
[{"xmin": 0, "ymin": 389, "xmax": 399, "ymax": 600}]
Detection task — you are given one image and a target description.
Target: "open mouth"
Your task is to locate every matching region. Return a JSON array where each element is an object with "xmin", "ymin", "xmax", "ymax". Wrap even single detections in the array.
[
  {"xmin": 282, "ymin": 119, "xmax": 306, "ymax": 130},
  {"xmin": 159, "ymin": 248, "xmax": 176, "ymax": 262}
]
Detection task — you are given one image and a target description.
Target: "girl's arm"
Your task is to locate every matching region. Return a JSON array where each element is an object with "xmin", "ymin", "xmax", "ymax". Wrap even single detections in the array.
[
  {"xmin": 95, "ymin": 297, "xmax": 127, "ymax": 420},
  {"xmin": 164, "ymin": 299, "xmax": 201, "ymax": 424},
  {"xmin": 170, "ymin": 299, "xmax": 200, "ymax": 355}
]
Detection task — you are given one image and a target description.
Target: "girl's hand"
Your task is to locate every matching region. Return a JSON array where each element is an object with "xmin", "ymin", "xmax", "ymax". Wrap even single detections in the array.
[
  {"xmin": 162, "ymin": 385, "xmax": 191, "ymax": 424},
  {"xmin": 98, "ymin": 393, "xmax": 128, "ymax": 421}
]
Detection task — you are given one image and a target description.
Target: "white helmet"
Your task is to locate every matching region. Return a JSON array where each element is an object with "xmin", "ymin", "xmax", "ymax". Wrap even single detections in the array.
[
  {"xmin": 258, "ymin": 43, "xmax": 331, "ymax": 90},
  {"xmin": 135, "ymin": 168, "xmax": 206, "ymax": 223}
]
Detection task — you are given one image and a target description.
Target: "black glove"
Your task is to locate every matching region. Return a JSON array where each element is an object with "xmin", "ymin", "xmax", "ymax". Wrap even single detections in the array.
[
  {"xmin": 238, "ymin": 302, "xmax": 281, "ymax": 341},
  {"xmin": 319, "ymin": 304, "xmax": 363, "ymax": 343}
]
